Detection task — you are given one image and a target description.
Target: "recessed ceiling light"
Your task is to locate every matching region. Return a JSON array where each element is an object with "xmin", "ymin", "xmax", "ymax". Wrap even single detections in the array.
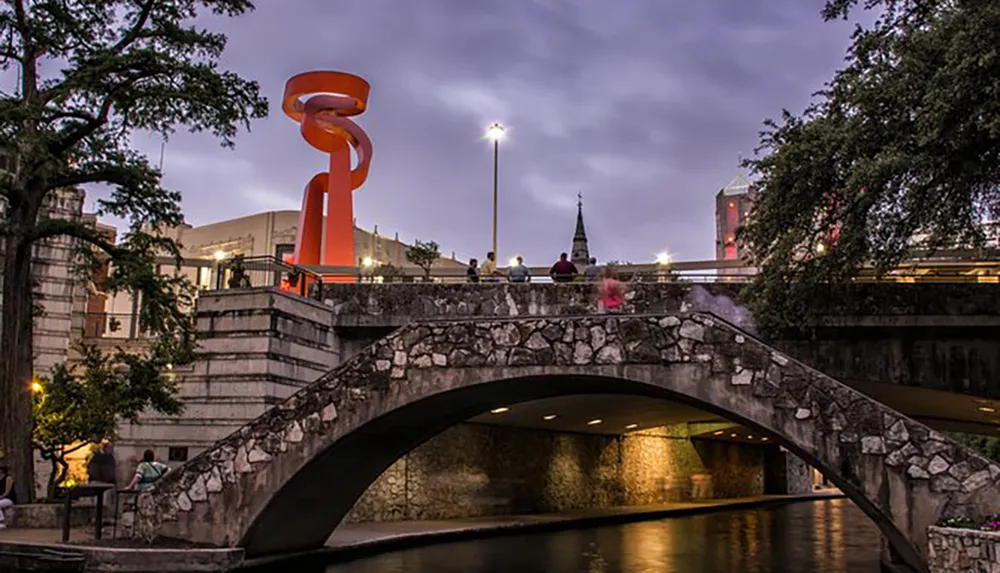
[
  {"xmin": 762, "ymin": 437, "xmax": 769, "ymax": 441},
  {"xmin": 625, "ymin": 424, "xmax": 638, "ymax": 430},
  {"xmin": 748, "ymin": 436, "xmax": 754, "ymax": 439},
  {"xmin": 980, "ymin": 407, "xmax": 996, "ymax": 413},
  {"xmin": 490, "ymin": 407, "xmax": 510, "ymax": 414},
  {"xmin": 587, "ymin": 419, "xmax": 603, "ymax": 426},
  {"xmin": 713, "ymin": 431, "xmax": 724, "ymax": 436},
  {"xmin": 731, "ymin": 433, "xmax": 738, "ymax": 438},
  {"xmin": 543, "ymin": 414, "xmax": 558, "ymax": 420}
]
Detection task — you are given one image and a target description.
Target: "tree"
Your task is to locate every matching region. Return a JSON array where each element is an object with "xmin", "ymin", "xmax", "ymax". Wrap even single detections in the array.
[
  {"xmin": 405, "ymin": 240, "xmax": 440, "ymax": 280},
  {"xmin": 32, "ymin": 343, "xmax": 182, "ymax": 500},
  {"xmin": 740, "ymin": 0, "xmax": 1000, "ymax": 334},
  {"xmin": 0, "ymin": 1, "xmax": 268, "ymax": 502}
]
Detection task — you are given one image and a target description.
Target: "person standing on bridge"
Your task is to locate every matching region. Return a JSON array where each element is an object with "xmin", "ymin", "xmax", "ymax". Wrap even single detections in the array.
[
  {"xmin": 549, "ymin": 252, "xmax": 578, "ymax": 283},
  {"xmin": 466, "ymin": 258, "xmax": 480, "ymax": 283},
  {"xmin": 508, "ymin": 256, "xmax": 531, "ymax": 283},
  {"xmin": 583, "ymin": 257, "xmax": 600, "ymax": 283},
  {"xmin": 481, "ymin": 251, "xmax": 504, "ymax": 283},
  {"xmin": 596, "ymin": 265, "xmax": 628, "ymax": 313}
]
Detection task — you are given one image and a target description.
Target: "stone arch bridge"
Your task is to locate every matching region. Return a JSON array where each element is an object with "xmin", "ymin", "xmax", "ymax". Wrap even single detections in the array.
[{"xmin": 131, "ymin": 313, "xmax": 1000, "ymax": 573}]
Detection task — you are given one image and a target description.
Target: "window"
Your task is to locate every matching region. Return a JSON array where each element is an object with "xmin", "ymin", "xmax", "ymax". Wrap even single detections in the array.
[{"xmin": 167, "ymin": 446, "xmax": 189, "ymax": 462}]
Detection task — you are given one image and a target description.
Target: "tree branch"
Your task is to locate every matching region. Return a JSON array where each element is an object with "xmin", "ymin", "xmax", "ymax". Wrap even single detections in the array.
[
  {"xmin": 28, "ymin": 218, "xmax": 118, "ymax": 256},
  {"xmin": 48, "ymin": 93, "xmax": 118, "ymax": 156},
  {"xmin": 111, "ymin": 0, "xmax": 157, "ymax": 53},
  {"xmin": 44, "ymin": 167, "xmax": 133, "ymax": 192}
]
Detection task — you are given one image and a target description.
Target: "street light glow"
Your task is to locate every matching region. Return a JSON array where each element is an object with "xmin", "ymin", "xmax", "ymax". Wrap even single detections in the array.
[
  {"xmin": 485, "ymin": 122, "xmax": 505, "ymax": 142},
  {"xmin": 29, "ymin": 380, "xmax": 43, "ymax": 393},
  {"xmin": 361, "ymin": 256, "xmax": 375, "ymax": 268},
  {"xmin": 655, "ymin": 252, "xmax": 671, "ymax": 265},
  {"xmin": 213, "ymin": 250, "xmax": 227, "ymax": 261}
]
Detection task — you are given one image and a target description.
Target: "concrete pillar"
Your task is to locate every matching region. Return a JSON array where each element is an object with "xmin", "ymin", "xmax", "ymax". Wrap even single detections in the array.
[
  {"xmin": 764, "ymin": 446, "xmax": 814, "ymax": 495},
  {"xmin": 116, "ymin": 288, "xmax": 340, "ymax": 479}
]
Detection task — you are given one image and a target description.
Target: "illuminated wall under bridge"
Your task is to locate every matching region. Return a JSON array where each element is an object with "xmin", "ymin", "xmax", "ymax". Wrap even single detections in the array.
[{"xmin": 346, "ymin": 422, "xmax": 786, "ymax": 522}]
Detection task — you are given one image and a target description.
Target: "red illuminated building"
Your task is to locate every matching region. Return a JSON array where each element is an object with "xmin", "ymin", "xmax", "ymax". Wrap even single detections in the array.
[{"xmin": 715, "ymin": 172, "xmax": 757, "ymax": 263}]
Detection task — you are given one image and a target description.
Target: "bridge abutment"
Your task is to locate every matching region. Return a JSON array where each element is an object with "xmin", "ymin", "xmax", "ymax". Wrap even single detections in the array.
[{"xmin": 117, "ymin": 288, "xmax": 353, "ymax": 468}]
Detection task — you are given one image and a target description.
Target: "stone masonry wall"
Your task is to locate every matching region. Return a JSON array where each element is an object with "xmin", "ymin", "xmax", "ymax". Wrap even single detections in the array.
[
  {"xmin": 116, "ymin": 288, "xmax": 342, "ymax": 483},
  {"xmin": 345, "ymin": 422, "xmax": 766, "ymax": 523},
  {"xmin": 322, "ymin": 282, "xmax": 1000, "ymax": 401},
  {"xmin": 130, "ymin": 312, "xmax": 1000, "ymax": 571},
  {"xmin": 927, "ymin": 526, "xmax": 1000, "ymax": 572}
]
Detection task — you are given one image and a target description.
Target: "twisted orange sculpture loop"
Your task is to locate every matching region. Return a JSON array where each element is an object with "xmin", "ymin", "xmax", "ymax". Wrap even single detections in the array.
[{"xmin": 283, "ymin": 71, "xmax": 373, "ymax": 270}]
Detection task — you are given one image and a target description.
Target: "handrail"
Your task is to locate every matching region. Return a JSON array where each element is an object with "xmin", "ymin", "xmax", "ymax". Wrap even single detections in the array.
[{"xmin": 123, "ymin": 252, "xmax": 1000, "ymax": 289}]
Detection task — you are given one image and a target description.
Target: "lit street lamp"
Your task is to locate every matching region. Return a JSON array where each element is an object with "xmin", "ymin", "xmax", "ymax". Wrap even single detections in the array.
[
  {"xmin": 656, "ymin": 252, "xmax": 672, "ymax": 282},
  {"xmin": 486, "ymin": 122, "xmax": 505, "ymax": 263}
]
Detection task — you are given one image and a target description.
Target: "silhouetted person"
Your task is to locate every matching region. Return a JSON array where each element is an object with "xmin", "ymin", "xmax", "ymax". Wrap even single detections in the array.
[
  {"xmin": 87, "ymin": 440, "xmax": 117, "ymax": 513},
  {"xmin": 227, "ymin": 254, "xmax": 252, "ymax": 289},
  {"xmin": 0, "ymin": 464, "xmax": 16, "ymax": 530},
  {"xmin": 467, "ymin": 258, "xmax": 480, "ymax": 283},
  {"xmin": 508, "ymin": 256, "xmax": 530, "ymax": 283},
  {"xmin": 549, "ymin": 252, "xmax": 578, "ymax": 283}
]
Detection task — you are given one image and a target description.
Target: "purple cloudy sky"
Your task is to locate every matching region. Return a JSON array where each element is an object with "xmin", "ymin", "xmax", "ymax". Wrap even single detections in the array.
[{"xmin": 122, "ymin": 0, "xmax": 859, "ymax": 265}]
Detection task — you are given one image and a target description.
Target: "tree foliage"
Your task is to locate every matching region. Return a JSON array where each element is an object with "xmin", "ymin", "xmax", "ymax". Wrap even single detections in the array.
[
  {"xmin": 740, "ymin": 0, "xmax": 1000, "ymax": 334},
  {"xmin": 948, "ymin": 432, "xmax": 1000, "ymax": 464},
  {"xmin": 33, "ymin": 342, "xmax": 182, "ymax": 499},
  {"xmin": 405, "ymin": 240, "xmax": 440, "ymax": 280},
  {"xmin": 0, "ymin": 0, "xmax": 268, "ymax": 502}
]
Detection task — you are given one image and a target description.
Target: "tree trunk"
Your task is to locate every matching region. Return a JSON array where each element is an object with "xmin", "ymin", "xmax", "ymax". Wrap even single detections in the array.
[
  {"xmin": 46, "ymin": 452, "xmax": 58, "ymax": 501},
  {"xmin": 0, "ymin": 235, "xmax": 38, "ymax": 503}
]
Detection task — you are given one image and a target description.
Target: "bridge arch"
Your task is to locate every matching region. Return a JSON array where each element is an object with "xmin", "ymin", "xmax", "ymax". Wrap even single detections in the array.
[{"xmin": 132, "ymin": 314, "xmax": 1000, "ymax": 572}]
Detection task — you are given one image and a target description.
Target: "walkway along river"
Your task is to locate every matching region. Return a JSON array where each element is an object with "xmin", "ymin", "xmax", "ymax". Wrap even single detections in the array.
[{"xmin": 304, "ymin": 499, "xmax": 881, "ymax": 573}]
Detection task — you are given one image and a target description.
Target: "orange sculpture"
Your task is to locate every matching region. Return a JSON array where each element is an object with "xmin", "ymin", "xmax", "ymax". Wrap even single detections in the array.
[{"xmin": 283, "ymin": 71, "xmax": 373, "ymax": 273}]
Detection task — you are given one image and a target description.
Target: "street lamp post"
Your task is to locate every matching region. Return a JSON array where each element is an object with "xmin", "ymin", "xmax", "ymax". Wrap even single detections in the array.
[{"xmin": 486, "ymin": 122, "xmax": 505, "ymax": 263}]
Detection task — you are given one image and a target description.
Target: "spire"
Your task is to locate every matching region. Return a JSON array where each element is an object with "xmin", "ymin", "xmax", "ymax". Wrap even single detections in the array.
[{"xmin": 571, "ymin": 192, "xmax": 590, "ymax": 268}]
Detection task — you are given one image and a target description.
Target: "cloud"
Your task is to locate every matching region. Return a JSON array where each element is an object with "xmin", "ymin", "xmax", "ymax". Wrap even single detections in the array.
[{"xmin": 116, "ymin": 0, "xmax": 859, "ymax": 264}]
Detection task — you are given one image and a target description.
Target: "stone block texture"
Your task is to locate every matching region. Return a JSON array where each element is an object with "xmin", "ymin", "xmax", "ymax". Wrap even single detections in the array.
[
  {"xmin": 323, "ymin": 281, "xmax": 1000, "ymax": 401},
  {"xmin": 128, "ymin": 312, "xmax": 1000, "ymax": 573},
  {"xmin": 344, "ymin": 422, "xmax": 765, "ymax": 522},
  {"xmin": 115, "ymin": 288, "xmax": 343, "ymax": 483},
  {"xmin": 928, "ymin": 526, "xmax": 1000, "ymax": 573}
]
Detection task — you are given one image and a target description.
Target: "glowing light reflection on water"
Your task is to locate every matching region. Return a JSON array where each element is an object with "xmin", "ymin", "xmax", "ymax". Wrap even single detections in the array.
[{"xmin": 321, "ymin": 499, "xmax": 881, "ymax": 573}]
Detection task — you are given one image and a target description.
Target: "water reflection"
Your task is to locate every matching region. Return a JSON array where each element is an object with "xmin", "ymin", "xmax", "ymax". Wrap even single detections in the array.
[{"xmin": 321, "ymin": 499, "xmax": 880, "ymax": 573}]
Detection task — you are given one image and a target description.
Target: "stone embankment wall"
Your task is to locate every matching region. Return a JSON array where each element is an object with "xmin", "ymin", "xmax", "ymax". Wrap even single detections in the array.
[
  {"xmin": 346, "ymin": 422, "xmax": 766, "ymax": 522},
  {"xmin": 928, "ymin": 526, "xmax": 1000, "ymax": 572}
]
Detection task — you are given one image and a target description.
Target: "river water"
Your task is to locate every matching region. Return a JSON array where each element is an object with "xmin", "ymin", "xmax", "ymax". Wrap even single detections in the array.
[{"xmin": 323, "ymin": 499, "xmax": 881, "ymax": 573}]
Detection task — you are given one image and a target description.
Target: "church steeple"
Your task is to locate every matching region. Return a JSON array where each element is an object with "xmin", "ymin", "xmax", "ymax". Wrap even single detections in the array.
[{"xmin": 571, "ymin": 192, "xmax": 590, "ymax": 268}]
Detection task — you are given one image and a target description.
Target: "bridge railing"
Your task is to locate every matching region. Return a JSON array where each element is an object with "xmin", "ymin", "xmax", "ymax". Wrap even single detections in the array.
[
  {"xmin": 139, "ymin": 251, "xmax": 1000, "ymax": 298},
  {"xmin": 212, "ymin": 255, "xmax": 323, "ymax": 297}
]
